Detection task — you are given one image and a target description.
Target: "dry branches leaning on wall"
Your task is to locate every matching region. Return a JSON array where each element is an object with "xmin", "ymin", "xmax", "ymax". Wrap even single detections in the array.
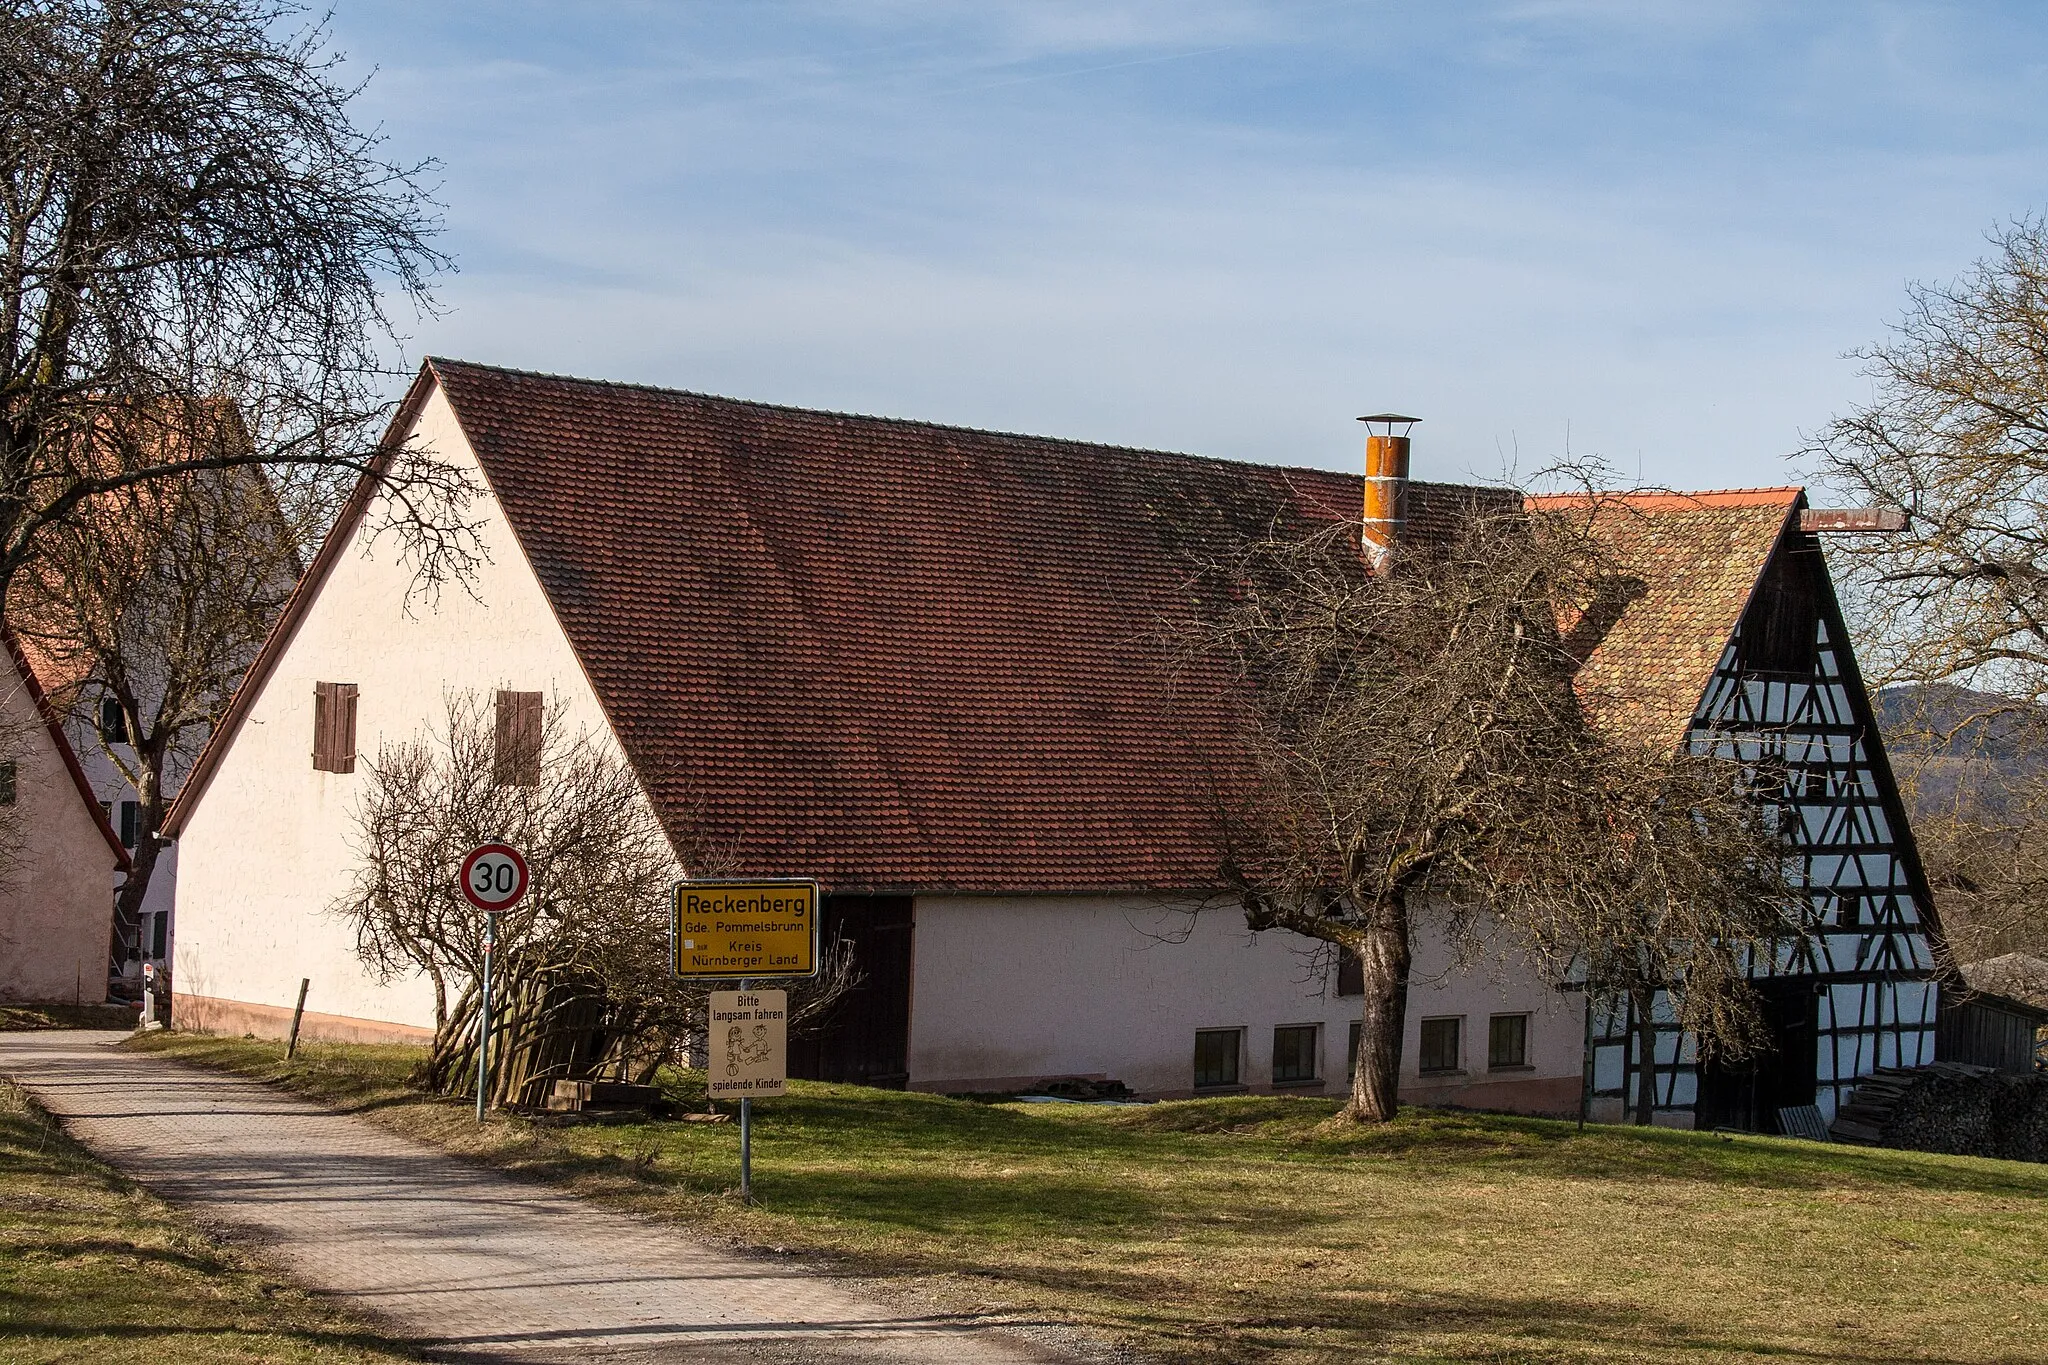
[
  {"xmin": 1161, "ymin": 478, "xmax": 1802, "ymax": 1124},
  {"xmin": 331, "ymin": 691, "xmax": 857, "ymax": 1108}
]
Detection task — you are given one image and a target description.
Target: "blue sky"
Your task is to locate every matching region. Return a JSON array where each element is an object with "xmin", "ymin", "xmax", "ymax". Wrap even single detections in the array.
[{"xmin": 330, "ymin": 1, "xmax": 2048, "ymax": 490}]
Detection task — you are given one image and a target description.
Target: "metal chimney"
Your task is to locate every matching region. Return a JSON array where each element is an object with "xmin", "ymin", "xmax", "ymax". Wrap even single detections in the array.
[{"xmin": 1358, "ymin": 413, "xmax": 1418, "ymax": 571}]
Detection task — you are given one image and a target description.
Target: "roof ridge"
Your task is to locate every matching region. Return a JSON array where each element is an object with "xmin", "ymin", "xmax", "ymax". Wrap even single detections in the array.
[{"xmin": 423, "ymin": 356, "xmax": 1502, "ymax": 491}]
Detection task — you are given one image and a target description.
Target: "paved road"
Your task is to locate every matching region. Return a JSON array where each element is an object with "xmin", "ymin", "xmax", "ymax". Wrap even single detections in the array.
[{"xmin": 0, "ymin": 1031, "xmax": 1096, "ymax": 1364}]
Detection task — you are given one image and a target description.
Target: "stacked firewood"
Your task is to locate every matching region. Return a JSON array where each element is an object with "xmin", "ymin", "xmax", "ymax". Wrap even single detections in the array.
[{"xmin": 1830, "ymin": 1063, "xmax": 2048, "ymax": 1161}]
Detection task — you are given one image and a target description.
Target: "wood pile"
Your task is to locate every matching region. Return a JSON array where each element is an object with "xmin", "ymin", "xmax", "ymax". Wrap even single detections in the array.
[
  {"xmin": 1830, "ymin": 1063, "xmax": 2048, "ymax": 1161},
  {"xmin": 546, "ymin": 1079, "xmax": 662, "ymax": 1115}
]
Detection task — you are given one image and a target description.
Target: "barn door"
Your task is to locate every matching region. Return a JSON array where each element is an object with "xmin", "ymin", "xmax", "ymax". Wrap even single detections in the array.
[
  {"xmin": 787, "ymin": 895, "xmax": 914, "ymax": 1088},
  {"xmin": 1697, "ymin": 978, "xmax": 1819, "ymax": 1133}
]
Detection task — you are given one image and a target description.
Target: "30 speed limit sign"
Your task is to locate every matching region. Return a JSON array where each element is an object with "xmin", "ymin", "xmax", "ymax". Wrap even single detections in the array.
[{"xmin": 459, "ymin": 843, "xmax": 529, "ymax": 912}]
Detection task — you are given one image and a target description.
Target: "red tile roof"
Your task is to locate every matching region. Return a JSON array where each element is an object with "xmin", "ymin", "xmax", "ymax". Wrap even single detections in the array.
[
  {"xmin": 433, "ymin": 360, "xmax": 1527, "ymax": 893},
  {"xmin": 1532, "ymin": 488, "xmax": 1801, "ymax": 749},
  {"xmin": 167, "ymin": 361, "xmax": 1801, "ymax": 895}
]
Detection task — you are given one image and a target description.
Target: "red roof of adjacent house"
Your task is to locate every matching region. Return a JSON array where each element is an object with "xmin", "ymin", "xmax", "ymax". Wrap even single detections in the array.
[{"xmin": 166, "ymin": 360, "xmax": 1805, "ymax": 894}]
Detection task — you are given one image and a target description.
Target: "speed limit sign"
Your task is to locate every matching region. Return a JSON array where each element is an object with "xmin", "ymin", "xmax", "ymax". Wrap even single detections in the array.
[{"xmin": 459, "ymin": 843, "xmax": 529, "ymax": 912}]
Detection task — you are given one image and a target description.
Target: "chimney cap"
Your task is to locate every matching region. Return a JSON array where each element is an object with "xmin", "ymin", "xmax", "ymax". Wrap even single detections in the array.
[{"xmin": 1357, "ymin": 413, "xmax": 1420, "ymax": 435}]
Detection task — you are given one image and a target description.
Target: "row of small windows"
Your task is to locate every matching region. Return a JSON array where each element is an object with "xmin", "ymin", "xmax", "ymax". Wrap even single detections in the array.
[
  {"xmin": 1194, "ymin": 1026, "xmax": 1327, "ymax": 1090},
  {"xmin": 1419, "ymin": 1013, "xmax": 1532, "ymax": 1074},
  {"xmin": 1190, "ymin": 1014, "xmax": 1533, "ymax": 1090},
  {"xmin": 311, "ymin": 684, "xmax": 542, "ymax": 785}
]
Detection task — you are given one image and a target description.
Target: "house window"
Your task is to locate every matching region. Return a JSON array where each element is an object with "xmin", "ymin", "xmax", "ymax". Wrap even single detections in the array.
[
  {"xmin": 119, "ymin": 800, "xmax": 139, "ymax": 849},
  {"xmin": 100, "ymin": 697, "xmax": 128, "ymax": 744},
  {"xmin": 1336, "ymin": 947, "xmax": 1363, "ymax": 997},
  {"xmin": 1837, "ymin": 893, "xmax": 1861, "ymax": 927},
  {"xmin": 0, "ymin": 760, "xmax": 16, "ymax": 805},
  {"xmin": 1347, "ymin": 1019, "xmax": 1361, "ymax": 1080},
  {"xmin": 146, "ymin": 911, "xmax": 168, "ymax": 959},
  {"xmin": 1418, "ymin": 1017, "xmax": 1462, "ymax": 1073},
  {"xmin": 494, "ymin": 690, "xmax": 543, "ymax": 787},
  {"xmin": 1488, "ymin": 1013, "xmax": 1530, "ymax": 1069},
  {"xmin": 1193, "ymin": 1028, "xmax": 1242, "ymax": 1089},
  {"xmin": 1272, "ymin": 1024, "xmax": 1320, "ymax": 1085},
  {"xmin": 312, "ymin": 682, "xmax": 358, "ymax": 773}
]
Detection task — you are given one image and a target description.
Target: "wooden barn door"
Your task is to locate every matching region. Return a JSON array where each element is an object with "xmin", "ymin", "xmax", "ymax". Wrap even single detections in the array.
[
  {"xmin": 787, "ymin": 895, "xmax": 914, "ymax": 1088},
  {"xmin": 1697, "ymin": 978, "xmax": 1818, "ymax": 1133}
]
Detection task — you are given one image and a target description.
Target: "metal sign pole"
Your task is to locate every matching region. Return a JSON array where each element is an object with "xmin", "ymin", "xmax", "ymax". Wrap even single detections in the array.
[
  {"xmin": 737, "ymin": 976, "xmax": 752, "ymax": 1203},
  {"xmin": 476, "ymin": 910, "xmax": 499, "ymax": 1123}
]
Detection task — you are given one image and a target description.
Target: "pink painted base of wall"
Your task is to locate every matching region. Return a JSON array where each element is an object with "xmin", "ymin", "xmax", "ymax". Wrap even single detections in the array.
[{"xmin": 172, "ymin": 993, "xmax": 433, "ymax": 1047}]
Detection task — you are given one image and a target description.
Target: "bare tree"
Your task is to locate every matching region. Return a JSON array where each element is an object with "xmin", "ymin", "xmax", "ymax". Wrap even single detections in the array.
[
  {"xmin": 333, "ymin": 692, "xmax": 856, "ymax": 1108},
  {"xmin": 1805, "ymin": 214, "xmax": 2048, "ymax": 965},
  {"xmin": 1808, "ymin": 214, "xmax": 2048, "ymax": 706},
  {"xmin": 0, "ymin": 0, "xmax": 481, "ymax": 612},
  {"xmin": 1169, "ymin": 490, "xmax": 1800, "ymax": 1123},
  {"xmin": 1880, "ymin": 685, "xmax": 2048, "ymax": 963},
  {"xmin": 9, "ymin": 440, "xmax": 303, "ymax": 961}
]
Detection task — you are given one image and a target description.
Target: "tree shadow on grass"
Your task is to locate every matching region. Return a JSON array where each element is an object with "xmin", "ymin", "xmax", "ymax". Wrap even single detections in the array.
[
  {"xmin": 1246, "ymin": 1108, "xmax": 2048, "ymax": 1201},
  {"xmin": 949, "ymin": 1255, "xmax": 2015, "ymax": 1365},
  {"xmin": 0, "ymin": 1320, "xmax": 421, "ymax": 1360}
]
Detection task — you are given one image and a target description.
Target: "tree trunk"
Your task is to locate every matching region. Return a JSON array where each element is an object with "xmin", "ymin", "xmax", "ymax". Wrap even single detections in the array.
[
  {"xmin": 1631, "ymin": 986, "xmax": 1659, "ymax": 1126},
  {"xmin": 105, "ymin": 751, "xmax": 164, "ymax": 1000},
  {"xmin": 1342, "ymin": 894, "xmax": 1412, "ymax": 1123}
]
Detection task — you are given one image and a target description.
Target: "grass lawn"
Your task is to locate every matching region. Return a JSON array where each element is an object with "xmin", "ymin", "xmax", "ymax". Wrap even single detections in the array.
[
  {"xmin": 0, "ymin": 1002, "xmax": 137, "ymax": 1031},
  {"xmin": 127, "ymin": 1032, "xmax": 2047, "ymax": 1365},
  {"xmin": 0, "ymin": 1076, "xmax": 416, "ymax": 1364}
]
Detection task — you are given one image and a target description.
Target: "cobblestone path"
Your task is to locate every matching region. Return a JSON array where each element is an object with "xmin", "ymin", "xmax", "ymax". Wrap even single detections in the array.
[{"xmin": 1, "ymin": 1031, "xmax": 1095, "ymax": 1363}]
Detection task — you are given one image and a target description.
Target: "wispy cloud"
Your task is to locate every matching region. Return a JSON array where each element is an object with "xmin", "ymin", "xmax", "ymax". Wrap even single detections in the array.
[{"xmin": 333, "ymin": 0, "xmax": 2048, "ymax": 488}]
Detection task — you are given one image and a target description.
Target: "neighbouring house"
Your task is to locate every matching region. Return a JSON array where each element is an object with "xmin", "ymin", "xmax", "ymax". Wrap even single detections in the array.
[
  {"xmin": 0, "ymin": 632, "xmax": 131, "ymax": 1003},
  {"xmin": 12, "ymin": 634, "xmax": 181, "ymax": 997},
  {"xmin": 161, "ymin": 360, "xmax": 1942, "ymax": 1124}
]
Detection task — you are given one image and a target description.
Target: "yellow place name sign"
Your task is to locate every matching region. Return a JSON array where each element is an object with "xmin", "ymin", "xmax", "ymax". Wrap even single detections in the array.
[{"xmin": 670, "ymin": 879, "xmax": 820, "ymax": 979}]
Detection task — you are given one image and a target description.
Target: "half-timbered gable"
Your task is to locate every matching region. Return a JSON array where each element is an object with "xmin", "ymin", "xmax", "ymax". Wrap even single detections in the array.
[{"xmin": 1579, "ymin": 496, "xmax": 1940, "ymax": 1128}]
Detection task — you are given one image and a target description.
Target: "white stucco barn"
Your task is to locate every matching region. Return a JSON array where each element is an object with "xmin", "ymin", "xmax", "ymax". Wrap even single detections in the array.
[{"xmin": 162, "ymin": 360, "xmax": 1936, "ymax": 1123}]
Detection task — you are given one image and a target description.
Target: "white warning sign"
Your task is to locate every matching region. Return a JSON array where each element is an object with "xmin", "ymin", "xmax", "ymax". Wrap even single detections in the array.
[{"xmin": 707, "ymin": 989, "xmax": 788, "ymax": 1099}]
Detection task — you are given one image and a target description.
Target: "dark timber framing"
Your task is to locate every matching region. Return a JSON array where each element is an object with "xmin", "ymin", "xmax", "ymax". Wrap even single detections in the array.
[{"xmin": 1588, "ymin": 524, "xmax": 1941, "ymax": 1131}]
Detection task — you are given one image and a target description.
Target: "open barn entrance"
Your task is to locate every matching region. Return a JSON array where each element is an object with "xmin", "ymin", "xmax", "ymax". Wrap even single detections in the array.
[
  {"xmin": 787, "ymin": 895, "xmax": 914, "ymax": 1088},
  {"xmin": 1696, "ymin": 978, "xmax": 1819, "ymax": 1133}
]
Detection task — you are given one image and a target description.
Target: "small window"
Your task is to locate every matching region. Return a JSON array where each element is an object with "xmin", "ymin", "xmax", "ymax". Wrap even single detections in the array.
[
  {"xmin": 1837, "ymin": 893, "xmax": 1861, "ymax": 927},
  {"xmin": 119, "ymin": 800, "xmax": 139, "ymax": 849},
  {"xmin": 1335, "ymin": 947, "xmax": 1363, "ymax": 997},
  {"xmin": 1347, "ymin": 1019, "xmax": 1361, "ymax": 1080},
  {"xmin": 99, "ymin": 697, "xmax": 128, "ymax": 744},
  {"xmin": 312, "ymin": 682, "xmax": 358, "ymax": 773},
  {"xmin": 149, "ymin": 912, "xmax": 169, "ymax": 959},
  {"xmin": 1193, "ymin": 1028, "xmax": 1242, "ymax": 1089},
  {"xmin": 1272, "ymin": 1024, "xmax": 1320, "ymax": 1084},
  {"xmin": 494, "ymin": 690, "xmax": 543, "ymax": 787},
  {"xmin": 1418, "ymin": 1017, "xmax": 1462, "ymax": 1074},
  {"xmin": 1488, "ymin": 1013, "xmax": 1529, "ymax": 1069},
  {"xmin": 0, "ymin": 760, "xmax": 16, "ymax": 805}
]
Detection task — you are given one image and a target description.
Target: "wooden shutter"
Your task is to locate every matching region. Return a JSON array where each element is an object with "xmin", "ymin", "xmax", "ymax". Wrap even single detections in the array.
[
  {"xmin": 313, "ymin": 682, "xmax": 358, "ymax": 773},
  {"xmin": 495, "ymin": 690, "xmax": 543, "ymax": 786}
]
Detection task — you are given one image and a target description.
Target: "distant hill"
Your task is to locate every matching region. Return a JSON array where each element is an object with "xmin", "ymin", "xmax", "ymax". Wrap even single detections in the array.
[{"xmin": 1872, "ymin": 683, "xmax": 2047, "ymax": 816}]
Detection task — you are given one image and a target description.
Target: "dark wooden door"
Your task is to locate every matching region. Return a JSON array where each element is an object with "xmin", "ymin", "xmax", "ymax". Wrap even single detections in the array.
[
  {"xmin": 1696, "ymin": 978, "xmax": 1819, "ymax": 1133},
  {"xmin": 787, "ymin": 895, "xmax": 914, "ymax": 1088}
]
